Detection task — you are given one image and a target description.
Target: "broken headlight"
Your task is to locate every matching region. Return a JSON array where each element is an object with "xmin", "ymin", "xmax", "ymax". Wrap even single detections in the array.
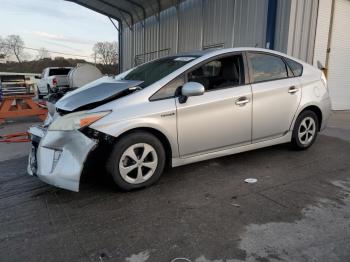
[{"xmin": 48, "ymin": 111, "xmax": 110, "ymax": 131}]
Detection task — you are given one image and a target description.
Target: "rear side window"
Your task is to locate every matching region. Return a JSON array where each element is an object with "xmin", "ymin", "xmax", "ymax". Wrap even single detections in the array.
[
  {"xmin": 285, "ymin": 58, "xmax": 303, "ymax": 77},
  {"xmin": 248, "ymin": 53, "xmax": 288, "ymax": 83}
]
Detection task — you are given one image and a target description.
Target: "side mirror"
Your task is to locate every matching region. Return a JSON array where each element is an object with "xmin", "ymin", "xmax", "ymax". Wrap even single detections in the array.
[
  {"xmin": 179, "ymin": 82, "xmax": 205, "ymax": 103},
  {"xmin": 35, "ymin": 76, "xmax": 41, "ymax": 79}
]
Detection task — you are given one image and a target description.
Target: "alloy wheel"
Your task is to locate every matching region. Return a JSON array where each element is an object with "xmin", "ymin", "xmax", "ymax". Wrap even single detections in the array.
[
  {"xmin": 298, "ymin": 117, "xmax": 316, "ymax": 146},
  {"xmin": 119, "ymin": 143, "xmax": 158, "ymax": 184}
]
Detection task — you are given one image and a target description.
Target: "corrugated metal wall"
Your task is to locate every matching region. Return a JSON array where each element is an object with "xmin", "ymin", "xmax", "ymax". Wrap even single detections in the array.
[
  {"xmin": 233, "ymin": 0, "xmax": 269, "ymax": 48},
  {"xmin": 178, "ymin": 0, "xmax": 203, "ymax": 52},
  {"xmin": 312, "ymin": 0, "xmax": 332, "ymax": 66},
  {"xmin": 290, "ymin": 0, "xmax": 319, "ymax": 63},
  {"xmin": 121, "ymin": 0, "xmax": 270, "ymax": 71},
  {"xmin": 274, "ymin": 0, "xmax": 291, "ymax": 53},
  {"xmin": 202, "ymin": 0, "xmax": 234, "ymax": 49},
  {"xmin": 122, "ymin": 26, "xmax": 133, "ymax": 70},
  {"xmin": 159, "ymin": 7, "xmax": 178, "ymax": 55},
  {"xmin": 121, "ymin": 0, "xmax": 320, "ymax": 71},
  {"xmin": 133, "ymin": 22, "xmax": 144, "ymax": 65}
]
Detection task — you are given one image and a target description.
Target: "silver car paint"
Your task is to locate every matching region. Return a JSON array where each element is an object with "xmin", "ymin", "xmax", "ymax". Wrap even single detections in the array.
[
  {"xmin": 251, "ymin": 77, "xmax": 302, "ymax": 142},
  {"xmin": 176, "ymin": 84, "xmax": 252, "ymax": 156},
  {"xmin": 28, "ymin": 47, "xmax": 331, "ymax": 191},
  {"xmin": 55, "ymin": 77, "xmax": 143, "ymax": 111}
]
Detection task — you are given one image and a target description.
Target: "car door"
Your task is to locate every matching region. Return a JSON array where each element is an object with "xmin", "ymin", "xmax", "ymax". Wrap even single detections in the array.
[
  {"xmin": 176, "ymin": 53, "xmax": 252, "ymax": 157},
  {"xmin": 247, "ymin": 52, "xmax": 302, "ymax": 142}
]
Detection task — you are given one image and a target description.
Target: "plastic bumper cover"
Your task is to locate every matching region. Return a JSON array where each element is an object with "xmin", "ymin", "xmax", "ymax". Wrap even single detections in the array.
[{"xmin": 27, "ymin": 126, "xmax": 96, "ymax": 192}]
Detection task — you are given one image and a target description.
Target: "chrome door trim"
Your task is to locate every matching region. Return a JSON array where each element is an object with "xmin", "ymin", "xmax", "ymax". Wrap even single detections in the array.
[
  {"xmin": 235, "ymin": 97, "xmax": 250, "ymax": 106},
  {"xmin": 288, "ymin": 86, "xmax": 299, "ymax": 94}
]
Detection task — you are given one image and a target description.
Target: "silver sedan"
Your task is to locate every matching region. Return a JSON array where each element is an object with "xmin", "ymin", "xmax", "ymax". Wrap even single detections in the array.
[{"xmin": 28, "ymin": 48, "xmax": 331, "ymax": 191}]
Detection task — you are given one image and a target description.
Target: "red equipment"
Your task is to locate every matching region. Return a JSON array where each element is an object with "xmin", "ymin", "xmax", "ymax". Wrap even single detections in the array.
[
  {"xmin": 0, "ymin": 132, "xmax": 30, "ymax": 143},
  {"xmin": 0, "ymin": 95, "xmax": 47, "ymax": 124}
]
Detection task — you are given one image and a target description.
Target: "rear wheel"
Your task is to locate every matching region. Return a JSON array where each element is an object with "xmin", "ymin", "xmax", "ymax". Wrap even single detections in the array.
[
  {"xmin": 291, "ymin": 110, "xmax": 319, "ymax": 150},
  {"xmin": 107, "ymin": 132, "xmax": 166, "ymax": 191}
]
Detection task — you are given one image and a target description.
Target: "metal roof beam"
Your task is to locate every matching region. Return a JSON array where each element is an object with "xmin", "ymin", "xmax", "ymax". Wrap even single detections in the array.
[
  {"xmin": 124, "ymin": 0, "xmax": 146, "ymax": 26},
  {"xmin": 97, "ymin": 0, "xmax": 134, "ymax": 27}
]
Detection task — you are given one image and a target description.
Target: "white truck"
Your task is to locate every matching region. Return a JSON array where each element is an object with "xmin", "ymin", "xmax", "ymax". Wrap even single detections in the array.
[{"xmin": 36, "ymin": 67, "xmax": 72, "ymax": 98}]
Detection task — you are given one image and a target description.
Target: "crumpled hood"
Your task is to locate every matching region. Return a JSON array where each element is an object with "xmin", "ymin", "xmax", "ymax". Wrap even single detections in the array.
[{"xmin": 55, "ymin": 76, "xmax": 143, "ymax": 112}]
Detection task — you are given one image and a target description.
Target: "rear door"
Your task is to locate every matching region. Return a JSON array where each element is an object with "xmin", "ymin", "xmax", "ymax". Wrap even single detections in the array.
[
  {"xmin": 247, "ymin": 52, "xmax": 302, "ymax": 142},
  {"xmin": 176, "ymin": 53, "xmax": 252, "ymax": 157}
]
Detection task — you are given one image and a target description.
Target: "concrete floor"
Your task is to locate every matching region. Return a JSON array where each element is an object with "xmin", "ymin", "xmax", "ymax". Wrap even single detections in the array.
[{"xmin": 0, "ymin": 112, "xmax": 350, "ymax": 262}]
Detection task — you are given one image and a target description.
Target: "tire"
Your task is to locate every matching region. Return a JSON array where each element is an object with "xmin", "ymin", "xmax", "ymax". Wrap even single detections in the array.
[
  {"xmin": 291, "ymin": 110, "xmax": 319, "ymax": 150},
  {"xmin": 106, "ymin": 132, "xmax": 166, "ymax": 191},
  {"xmin": 37, "ymin": 89, "xmax": 43, "ymax": 99}
]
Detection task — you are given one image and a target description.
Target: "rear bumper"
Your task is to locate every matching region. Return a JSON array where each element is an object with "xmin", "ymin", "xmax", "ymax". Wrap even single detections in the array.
[{"xmin": 27, "ymin": 126, "xmax": 96, "ymax": 192}]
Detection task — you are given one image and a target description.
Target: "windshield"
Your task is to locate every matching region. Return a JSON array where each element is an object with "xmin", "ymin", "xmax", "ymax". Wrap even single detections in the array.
[{"xmin": 115, "ymin": 56, "xmax": 199, "ymax": 88}]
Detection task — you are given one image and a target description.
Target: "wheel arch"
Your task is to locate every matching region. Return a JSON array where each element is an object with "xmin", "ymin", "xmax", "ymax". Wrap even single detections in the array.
[
  {"xmin": 116, "ymin": 127, "xmax": 173, "ymax": 167},
  {"xmin": 296, "ymin": 105, "xmax": 323, "ymax": 131}
]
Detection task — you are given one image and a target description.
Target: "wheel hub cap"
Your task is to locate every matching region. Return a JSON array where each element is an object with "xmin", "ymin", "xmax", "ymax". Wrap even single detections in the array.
[
  {"xmin": 298, "ymin": 117, "xmax": 316, "ymax": 145},
  {"xmin": 119, "ymin": 143, "xmax": 158, "ymax": 184}
]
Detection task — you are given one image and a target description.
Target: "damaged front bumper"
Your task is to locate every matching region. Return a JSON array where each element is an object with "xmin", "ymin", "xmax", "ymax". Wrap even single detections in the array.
[{"xmin": 27, "ymin": 126, "xmax": 97, "ymax": 192}]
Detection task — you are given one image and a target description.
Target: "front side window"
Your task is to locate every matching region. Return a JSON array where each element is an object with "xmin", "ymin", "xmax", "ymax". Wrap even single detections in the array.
[
  {"xmin": 187, "ymin": 54, "xmax": 245, "ymax": 91},
  {"xmin": 115, "ymin": 56, "xmax": 198, "ymax": 88},
  {"xmin": 150, "ymin": 76, "xmax": 185, "ymax": 101},
  {"xmin": 248, "ymin": 53, "xmax": 288, "ymax": 83}
]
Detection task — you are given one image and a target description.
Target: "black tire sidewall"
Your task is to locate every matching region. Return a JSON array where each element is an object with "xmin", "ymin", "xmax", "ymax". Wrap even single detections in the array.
[
  {"xmin": 292, "ymin": 110, "xmax": 319, "ymax": 149},
  {"xmin": 107, "ymin": 132, "xmax": 166, "ymax": 191}
]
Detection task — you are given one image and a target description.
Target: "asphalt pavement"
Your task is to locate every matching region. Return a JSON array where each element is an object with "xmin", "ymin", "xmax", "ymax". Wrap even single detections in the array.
[{"xmin": 0, "ymin": 112, "xmax": 350, "ymax": 262}]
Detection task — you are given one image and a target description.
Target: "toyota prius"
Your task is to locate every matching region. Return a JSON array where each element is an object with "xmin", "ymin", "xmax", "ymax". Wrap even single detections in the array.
[{"xmin": 28, "ymin": 48, "xmax": 331, "ymax": 191}]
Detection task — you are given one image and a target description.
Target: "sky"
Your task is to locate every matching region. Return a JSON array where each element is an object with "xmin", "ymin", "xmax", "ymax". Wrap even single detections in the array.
[{"xmin": 0, "ymin": 0, "xmax": 118, "ymax": 62}]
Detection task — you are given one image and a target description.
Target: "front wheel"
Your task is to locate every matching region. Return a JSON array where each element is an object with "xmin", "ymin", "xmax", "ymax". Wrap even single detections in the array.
[
  {"xmin": 107, "ymin": 132, "xmax": 166, "ymax": 191},
  {"xmin": 291, "ymin": 110, "xmax": 319, "ymax": 150}
]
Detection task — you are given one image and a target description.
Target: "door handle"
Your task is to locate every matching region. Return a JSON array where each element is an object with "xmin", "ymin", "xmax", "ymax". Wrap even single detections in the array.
[
  {"xmin": 235, "ymin": 97, "xmax": 249, "ymax": 106},
  {"xmin": 288, "ymin": 86, "xmax": 299, "ymax": 94}
]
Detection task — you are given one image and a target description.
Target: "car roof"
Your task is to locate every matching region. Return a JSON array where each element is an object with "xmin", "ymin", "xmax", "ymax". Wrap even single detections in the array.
[
  {"xmin": 177, "ymin": 47, "xmax": 302, "ymax": 62},
  {"xmin": 177, "ymin": 47, "xmax": 273, "ymax": 56}
]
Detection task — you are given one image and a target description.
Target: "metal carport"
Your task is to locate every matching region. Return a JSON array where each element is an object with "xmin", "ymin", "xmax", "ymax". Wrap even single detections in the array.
[{"xmin": 68, "ymin": 0, "xmax": 319, "ymax": 75}]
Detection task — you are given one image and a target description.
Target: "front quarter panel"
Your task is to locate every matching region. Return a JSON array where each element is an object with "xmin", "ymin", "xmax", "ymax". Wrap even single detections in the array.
[{"xmin": 90, "ymin": 97, "xmax": 179, "ymax": 158}]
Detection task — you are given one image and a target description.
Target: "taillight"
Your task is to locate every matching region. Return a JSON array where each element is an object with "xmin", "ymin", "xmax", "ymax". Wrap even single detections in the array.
[{"xmin": 52, "ymin": 78, "xmax": 57, "ymax": 86}]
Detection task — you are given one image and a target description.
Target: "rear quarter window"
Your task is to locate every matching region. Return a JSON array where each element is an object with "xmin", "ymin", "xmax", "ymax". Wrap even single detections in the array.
[{"xmin": 285, "ymin": 58, "xmax": 303, "ymax": 77}]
